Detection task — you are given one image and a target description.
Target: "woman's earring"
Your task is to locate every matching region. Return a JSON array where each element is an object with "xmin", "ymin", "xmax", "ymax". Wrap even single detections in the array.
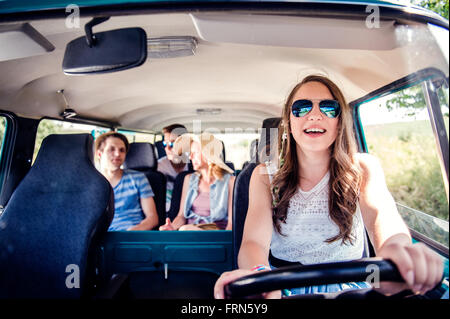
[
  {"xmin": 282, "ymin": 125, "xmax": 288, "ymax": 141},
  {"xmin": 278, "ymin": 125, "xmax": 288, "ymax": 169}
]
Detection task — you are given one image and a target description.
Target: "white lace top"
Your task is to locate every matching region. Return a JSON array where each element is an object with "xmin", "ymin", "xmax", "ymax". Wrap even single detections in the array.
[{"xmin": 268, "ymin": 163, "xmax": 365, "ymax": 265}]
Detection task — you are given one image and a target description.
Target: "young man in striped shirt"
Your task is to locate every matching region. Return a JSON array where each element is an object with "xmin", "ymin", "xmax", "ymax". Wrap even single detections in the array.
[{"xmin": 95, "ymin": 132, "xmax": 159, "ymax": 231}]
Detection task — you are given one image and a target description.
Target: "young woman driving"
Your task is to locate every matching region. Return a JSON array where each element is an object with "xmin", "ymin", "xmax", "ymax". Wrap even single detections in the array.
[{"xmin": 214, "ymin": 75, "xmax": 443, "ymax": 298}]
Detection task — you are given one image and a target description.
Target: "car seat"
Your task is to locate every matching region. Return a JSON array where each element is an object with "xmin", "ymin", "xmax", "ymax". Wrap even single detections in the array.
[
  {"xmin": 232, "ymin": 118, "xmax": 281, "ymax": 268},
  {"xmin": 0, "ymin": 134, "xmax": 114, "ymax": 298},
  {"xmin": 123, "ymin": 142, "xmax": 167, "ymax": 228},
  {"xmin": 154, "ymin": 140, "xmax": 166, "ymax": 159}
]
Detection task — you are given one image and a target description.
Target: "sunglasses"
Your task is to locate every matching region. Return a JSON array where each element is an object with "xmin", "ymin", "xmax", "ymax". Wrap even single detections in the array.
[
  {"xmin": 292, "ymin": 99, "xmax": 341, "ymax": 118},
  {"xmin": 162, "ymin": 141, "xmax": 174, "ymax": 148}
]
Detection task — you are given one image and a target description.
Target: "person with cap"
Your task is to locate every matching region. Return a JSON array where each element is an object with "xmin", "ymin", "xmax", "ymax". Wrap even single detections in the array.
[{"xmin": 159, "ymin": 132, "xmax": 235, "ymax": 231}]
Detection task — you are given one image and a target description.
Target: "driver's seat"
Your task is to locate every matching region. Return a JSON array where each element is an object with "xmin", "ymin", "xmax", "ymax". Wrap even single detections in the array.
[
  {"xmin": 0, "ymin": 134, "xmax": 114, "ymax": 298},
  {"xmin": 232, "ymin": 117, "xmax": 281, "ymax": 268}
]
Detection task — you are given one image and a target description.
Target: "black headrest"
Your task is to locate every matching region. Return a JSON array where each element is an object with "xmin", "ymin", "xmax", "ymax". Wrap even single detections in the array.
[
  {"xmin": 258, "ymin": 117, "xmax": 281, "ymax": 163},
  {"xmin": 0, "ymin": 134, "xmax": 113, "ymax": 298},
  {"xmin": 249, "ymin": 139, "xmax": 259, "ymax": 163},
  {"xmin": 154, "ymin": 140, "xmax": 166, "ymax": 159},
  {"xmin": 220, "ymin": 139, "xmax": 226, "ymax": 162},
  {"xmin": 23, "ymin": 134, "xmax": 99, "ymax": 192},
  {"xmin": 262, "ymin": 117, "xmax": 281, "ymax": 130},
  {"xmin": 123, "ymin": 142, "xmax": 157, "ymax": 171}
]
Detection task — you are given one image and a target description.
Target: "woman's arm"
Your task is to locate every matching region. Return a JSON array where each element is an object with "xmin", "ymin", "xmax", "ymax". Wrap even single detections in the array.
[
  {"xmin": 128, "ymin": 196, "xmax": 159, "ymax": 230},
  {"xmin": 357, "ymin": 153, "xmax": 411, "ymax": 251},
  {"xmin": 357, "ymin": 153, "xmax": 443, "ymax": 295},
  {"xmin": 215, "ymin": 164, "xmax": 280, "ymax": 298},
  {"xmin": 225, "ymin": 175, "xmax": 236, "ymax": 230},
  {"xmin": 237, "ymin": 164, "xmax": 274, "ymax": 269},
  {"xmin": 159, "ymin": 174, "xmax": 190, "ymax": 230}
]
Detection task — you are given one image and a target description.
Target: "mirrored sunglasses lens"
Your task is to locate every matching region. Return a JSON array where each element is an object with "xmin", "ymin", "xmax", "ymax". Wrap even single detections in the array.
[
  {"xmin": 292, "ymin": 100, "xmax": 313, "ymax": 117},
  {"xmin": 320, "ymin": 106, "xmax": 336, "ymax": 117},
  {"xmin": 319, "ymin": 100, "xmax": 340, "ymax": 118}
]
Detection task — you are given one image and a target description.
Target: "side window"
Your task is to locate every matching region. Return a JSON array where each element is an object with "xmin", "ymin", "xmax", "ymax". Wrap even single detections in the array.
[
  {"xmin": 33, "ymin": 119, "xmax": 110, "ymax": 164},
  {"xmin": 215, "ymin": 132, "xmax": 260, "ymax": 170},
  {"xmin": 358, "ymin": 80, "xmax": 449, "ymax": 247},
  {"xmin": 119, "ymin": 130, "xmax": 156, "ymax": 144}
]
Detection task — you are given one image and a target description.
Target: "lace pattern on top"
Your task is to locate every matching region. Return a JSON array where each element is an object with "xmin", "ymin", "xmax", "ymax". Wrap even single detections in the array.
[{"xmin": 268, "ymin": 163, "xmax": 365, "ymax": 265}]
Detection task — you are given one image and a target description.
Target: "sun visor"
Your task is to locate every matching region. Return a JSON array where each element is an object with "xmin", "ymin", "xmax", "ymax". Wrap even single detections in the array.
[
  {"xmin": 0, "ymin": 23, "xmax": 55, "ymax": 62},
  {"xmin": 191, "ymin": 13, "xmax": 398, "ymax": 50}
]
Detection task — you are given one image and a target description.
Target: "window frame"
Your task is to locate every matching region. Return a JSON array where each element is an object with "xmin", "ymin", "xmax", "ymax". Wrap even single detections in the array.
[
  {"xmin": 351, "ymin": 67, "xmax": 449, "ymax": 257},
  {"xmin": 0, "ymin": 111, "xmax": 18, "ymax": 210},
  {"xmin": 352, "ymin": 67, "xmax": 449, "ymax": 197}
]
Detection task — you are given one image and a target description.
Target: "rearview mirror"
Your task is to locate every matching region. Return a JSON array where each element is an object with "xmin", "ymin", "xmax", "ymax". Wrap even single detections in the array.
[{"xmin": 63, "ymin": 19, "xmax": 147, "ymax": 75}]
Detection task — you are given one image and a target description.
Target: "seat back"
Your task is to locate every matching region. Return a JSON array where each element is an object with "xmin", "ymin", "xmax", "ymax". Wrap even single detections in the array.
[
  {"xmin": 258, "ymin": 117, "xmax": 281, "ymax": 164},
  {"xmin": 154, "ymin": 140, "xmax": 166, "ymax": 159},
  {"xmin": 167, "ymin": 170, "xmax": 193, "ymax": 221},
  {"xmin": 242, "ymin": 138, "xmax": 259, "ymax": 170},
  {"xmin": 231, "ymin": 162, "xmax": 257, "ymax": 268},
  {"xmin": 0, "ymin": 134, "xmax": 114, "ymax": 298},
  {"xmin": 232, "ymin": 118, "xmax": 281, "ymax": 268},
  {"xmin": 123, "ymin": 142, "xmax": 167, "ymax": 227},
  {"xmin": 124, "ymin": 142, "xmax": 158, "ymax": 171},
  {"xmin": 225, "ymin": 161, "xmax": 235, "ymax": 173},
  {"xmin": 250, "ymin": 138, "xmax": 259, "ymax": 163}
]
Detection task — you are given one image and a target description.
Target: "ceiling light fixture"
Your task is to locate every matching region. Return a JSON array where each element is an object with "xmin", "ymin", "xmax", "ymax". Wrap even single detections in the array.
[
  {"xmin": 147, "ymin": 36, "xmax": 197, "ymax": 58},
  {"xmin": 196, "ymin": 108, "xmax": 222, "ymax": 115}
]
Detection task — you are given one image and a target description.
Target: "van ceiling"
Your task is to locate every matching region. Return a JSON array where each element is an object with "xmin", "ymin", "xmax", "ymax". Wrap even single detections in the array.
[{"xmin": 0, "ymin": 12, "xmax": 447, "ymax": 132}]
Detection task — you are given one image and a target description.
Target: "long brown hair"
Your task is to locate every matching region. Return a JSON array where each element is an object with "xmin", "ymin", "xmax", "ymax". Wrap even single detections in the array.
[
  {"xmin": 271, "ymin": 75, "xmax": 362, "ymax": 244},
  {"xmin": 208, "ymin": 163, "xmax": 227, "ymax": 180}
]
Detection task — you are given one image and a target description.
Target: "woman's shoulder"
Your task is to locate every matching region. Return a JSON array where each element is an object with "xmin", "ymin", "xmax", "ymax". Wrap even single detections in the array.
[
  {"xmin": 353, "ymin": 153, "xmax": 385, "ymax": 180},
  {"xmin": 354, "ymin": 152, "xmax": 382, "ymax": 169},
  {"xmin": 228, "ymin": 174, "xmax": 236, "ymax": 185},
  {"xmin": 250, "ymin": 163, "xmax": 272, "ymax": 187},
  {"xmin": 183, "ymin": 172, "xmax": 195, "ymax": 184}
]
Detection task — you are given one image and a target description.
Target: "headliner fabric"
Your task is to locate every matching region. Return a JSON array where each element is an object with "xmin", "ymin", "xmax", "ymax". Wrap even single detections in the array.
[{"xmin": 0, "ymin": 133, "xmax": 114, "ymax": 298}]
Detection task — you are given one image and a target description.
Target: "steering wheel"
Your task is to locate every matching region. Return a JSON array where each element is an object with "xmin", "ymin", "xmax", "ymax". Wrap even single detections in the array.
[{"xmin": 224, "ymin": 258, "xmax": 445, "ymax": 299}]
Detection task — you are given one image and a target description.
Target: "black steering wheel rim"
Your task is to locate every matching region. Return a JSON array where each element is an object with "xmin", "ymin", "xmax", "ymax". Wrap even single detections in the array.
[{"xmin": 224, "ymin": 258, "xmax": 405, "ymax": 299}]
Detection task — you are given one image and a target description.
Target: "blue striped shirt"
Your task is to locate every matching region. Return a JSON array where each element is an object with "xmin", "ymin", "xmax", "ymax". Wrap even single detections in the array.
[{"xmin": 108, "ymin": 169, "xmax": 154, "ymax": 231}]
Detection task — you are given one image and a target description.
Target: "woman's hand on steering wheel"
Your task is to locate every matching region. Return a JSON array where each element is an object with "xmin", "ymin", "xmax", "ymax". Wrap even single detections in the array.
[
  {"xmin": 214, "ymin": 269, "xmax": 282, "ymax": 299},
  {"xmin": 377, "ymin": 239, "xmax": 444, "ymax": 296}
]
